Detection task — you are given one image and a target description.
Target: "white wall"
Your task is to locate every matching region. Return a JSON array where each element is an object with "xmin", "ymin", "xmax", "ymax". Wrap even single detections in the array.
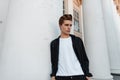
[
  {"xmin": 0, "ymin": 0, "xmax": 9, "ymax": 55},
  {"xmin": 0, "ymin": 0, "xmax": 63, "ymax": 80},
  {"xmin": 101, "ymin": 0, "xmax": 120, "ymax": 74},
  {"xmin": 82, "ymin": 0, "xmax": 113, "ymax": 79},
  {"xmin": 109, "ymin": 0, "xmax": 120, "ymax": 73}
]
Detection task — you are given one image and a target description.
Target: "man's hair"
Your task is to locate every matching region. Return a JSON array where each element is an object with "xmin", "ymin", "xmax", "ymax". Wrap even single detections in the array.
[{"xmin": 59, "ymin": 14, "xmax": 72, "ymax": 25}]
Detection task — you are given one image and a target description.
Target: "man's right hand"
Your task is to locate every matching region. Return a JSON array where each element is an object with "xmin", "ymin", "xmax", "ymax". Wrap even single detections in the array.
[{"xmin": 51, "ymin": 76, "xmax": 55, "ymax": 80}]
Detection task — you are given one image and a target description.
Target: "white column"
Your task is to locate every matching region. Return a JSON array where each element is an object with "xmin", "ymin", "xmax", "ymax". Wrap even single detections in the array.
[
  {"xmin": 0, "ymin": 0, "xmax": 9, "ymax": 55},
  {"xmin": 0, "ymin": 0, "xmax": 62, "ymax": 80},
  {"xmin": 82, "ymin": 0, "xmax": 113, "ymax": 80},
  {"xmin": 67, "ymin": 0, "xmax": 73, "ymax": 14},
  {"xmin": 101, "ymin": 0, "xmax": 120, "ymax": 74},
  {"xmin": 67, "ymin": 0, "xmax": 74, "ymax": 34}
]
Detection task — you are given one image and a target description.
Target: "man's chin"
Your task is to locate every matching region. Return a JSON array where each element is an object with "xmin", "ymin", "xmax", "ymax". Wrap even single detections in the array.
[{"xmin": 65, "ymin": 33, "xmax": 70, "ymax": 35}]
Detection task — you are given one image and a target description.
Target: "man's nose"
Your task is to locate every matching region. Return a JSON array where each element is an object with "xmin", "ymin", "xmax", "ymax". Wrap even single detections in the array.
[{"xmin": 68, "ymin": 25, "xmax": 71, "ymax": 29}]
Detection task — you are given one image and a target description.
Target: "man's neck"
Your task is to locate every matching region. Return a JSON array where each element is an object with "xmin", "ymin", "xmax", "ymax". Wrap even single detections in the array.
[{"xmin": 60, "ymin": 34, "xmax": 70, "ymax": 38}]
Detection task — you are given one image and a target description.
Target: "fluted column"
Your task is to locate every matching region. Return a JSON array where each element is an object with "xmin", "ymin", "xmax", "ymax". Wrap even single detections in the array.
[
  {"xmin": 101, "ymin": 0, "xmax": 120, "ymax": 74},
  {"xmin": 0, "ymin": 0, "xmax": 62, "ymax": 80},
  {"xmin": 82, "ymin": 0, "xmax": 113, "ymax": 80}
]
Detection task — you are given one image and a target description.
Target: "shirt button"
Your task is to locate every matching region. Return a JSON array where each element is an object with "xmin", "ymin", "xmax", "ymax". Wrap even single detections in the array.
[{"xmin": 70, "ymin": 76, "xmax": 72, "ymax": 79}]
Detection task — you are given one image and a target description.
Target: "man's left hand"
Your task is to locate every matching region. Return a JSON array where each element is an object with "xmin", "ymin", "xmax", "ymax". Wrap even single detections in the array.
[{"xmin": 86, "ymin": 76, "xmax": 91, "ymax": 80}]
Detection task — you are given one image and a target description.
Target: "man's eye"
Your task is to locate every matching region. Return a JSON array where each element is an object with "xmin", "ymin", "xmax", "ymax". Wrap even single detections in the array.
[{"xmin": 65, "ymin": 24, "xmax": 69, "ymax": 26}]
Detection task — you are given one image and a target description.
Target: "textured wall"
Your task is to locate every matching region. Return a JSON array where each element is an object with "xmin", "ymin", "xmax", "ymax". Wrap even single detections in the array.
[
  {"xmin": 0, "ymin": 0, "xmax": 63, "ymax": 80},
  {"xmin": 0, "ymin": 0, "xmax": 9, "ymax": 56}
]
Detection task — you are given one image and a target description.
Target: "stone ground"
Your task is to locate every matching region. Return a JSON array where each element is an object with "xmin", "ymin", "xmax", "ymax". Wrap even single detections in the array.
[{"xmin": 112, "ymin": 74, "xmax": 120, "ymax": 80}]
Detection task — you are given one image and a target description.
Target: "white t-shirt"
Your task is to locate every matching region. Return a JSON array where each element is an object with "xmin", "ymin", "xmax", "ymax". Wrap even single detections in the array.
[{"xmin": 56, "ymin": 36, "xmax": 84, "ymax": 76}]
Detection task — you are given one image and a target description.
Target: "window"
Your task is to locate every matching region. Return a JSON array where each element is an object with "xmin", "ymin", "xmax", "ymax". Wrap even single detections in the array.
[
  {"xmin": 63, "ymin": 0, "xmax": 65, "ymax": 14},
  {"xmin": 73, "ymin": 9, "xmax": 80, "ymax": 32}
]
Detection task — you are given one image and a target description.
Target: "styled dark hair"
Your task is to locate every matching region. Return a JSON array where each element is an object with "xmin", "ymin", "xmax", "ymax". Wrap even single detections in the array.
[{"xmin": 59, "ymin": 14, "xmax": 72, "ymax": 25}]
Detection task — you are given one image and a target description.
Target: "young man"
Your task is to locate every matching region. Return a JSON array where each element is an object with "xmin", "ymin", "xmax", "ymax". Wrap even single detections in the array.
[{"xmin": 50, "ymin": 14, "xmax": 92, "ymax": 80}]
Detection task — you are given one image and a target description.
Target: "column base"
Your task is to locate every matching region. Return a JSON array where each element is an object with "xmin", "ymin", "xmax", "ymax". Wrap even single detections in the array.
[
  {"xmin": 111, "ymin": 69, "xmax": 120, "ymax": 74},
  {"xmin": 91, "ymin": 78, "xmax": 113, "ymax": 80},
  {"xmin": 91, "ymin": 79, "xmax": 113, "ymax": 80},
  {"xmin": 91, "ymin": 76, "xmax": 113, "ymax": 80}
]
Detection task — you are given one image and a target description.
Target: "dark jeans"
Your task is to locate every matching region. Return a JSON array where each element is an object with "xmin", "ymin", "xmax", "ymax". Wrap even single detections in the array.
[{"xmin": 55, "ymin": 75, "xmax": 87, "ymax": 80}]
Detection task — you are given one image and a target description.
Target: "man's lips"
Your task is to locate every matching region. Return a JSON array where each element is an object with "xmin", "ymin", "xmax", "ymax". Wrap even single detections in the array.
[{"xmin": 67, "ymin": 31, "xmax": 70, "ymax": 32}]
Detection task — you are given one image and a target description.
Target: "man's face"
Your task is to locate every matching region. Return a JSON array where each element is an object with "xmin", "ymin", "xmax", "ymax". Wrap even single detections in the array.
[{"xmin": 60, "ymin": 20, "xmax": 72, "ymax": 35}]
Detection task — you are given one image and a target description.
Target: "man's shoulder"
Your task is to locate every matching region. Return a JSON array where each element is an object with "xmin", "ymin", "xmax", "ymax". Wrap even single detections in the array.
[
  {"xmin": 50, "ymin": 37, "xmax": 59, "ymax": 45},
  {"xmin": 70, "ymin": 34, "xmax": 82, "ymax": 41},
  {"xmin": 50, "ymin": 34, "xmax": 83, "ymax": 44}
]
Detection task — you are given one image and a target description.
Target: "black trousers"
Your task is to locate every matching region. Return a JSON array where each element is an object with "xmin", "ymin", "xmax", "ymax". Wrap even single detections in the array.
[{"xmin": 55, "ymin": 75, "xmax": 87, "ymax": 80}]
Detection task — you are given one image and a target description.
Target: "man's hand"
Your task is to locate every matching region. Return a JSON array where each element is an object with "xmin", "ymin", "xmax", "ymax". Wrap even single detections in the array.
[
  {"xmin": 86, "ymin": 76, "xmax": 91, "ymax": 80},
  {"xmin": 51, "ymin": 76, "xmax": 55, "ymax": 80}
]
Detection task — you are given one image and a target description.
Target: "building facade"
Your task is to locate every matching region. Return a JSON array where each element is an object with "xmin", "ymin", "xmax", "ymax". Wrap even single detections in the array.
[
  {"xmin": 0, "ymin": 0, "xmax": 120, "ymax": 80},
  {"xmin": 113, "ymin": 0, "xmax": 120, "ymax": 15}
]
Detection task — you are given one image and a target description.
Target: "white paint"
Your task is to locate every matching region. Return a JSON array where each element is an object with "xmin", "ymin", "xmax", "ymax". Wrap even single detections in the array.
[
  {"xmin": 67, "ymin": 0, "xmax": 74, "ymax": 34},
  {"xmin": 101, "ymin": 0, "xmax": 120, "ymax": 74},
  {"xmin": 0, "ymin": 0, "xmax": 63, "ymax": 80},
  {"xmin": 82, "ymin": 0, "xmax": 113, "ymax": 80},
  {"xmin": 0, "ymin": 0, "xmax": 9, "ymax": 55}
]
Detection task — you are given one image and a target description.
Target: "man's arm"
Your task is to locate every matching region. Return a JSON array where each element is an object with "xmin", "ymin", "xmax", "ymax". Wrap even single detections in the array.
[
  {"xmin": 51, "ymin": 76, "xmax": 55, "ymax": 80},
  {"xmin": 78, "ymin": 38, "xmax": 93, "ymax": 77},
  {"xmin": 50, "ymin": 41, "xmax": 57, "ymax": 77}
]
